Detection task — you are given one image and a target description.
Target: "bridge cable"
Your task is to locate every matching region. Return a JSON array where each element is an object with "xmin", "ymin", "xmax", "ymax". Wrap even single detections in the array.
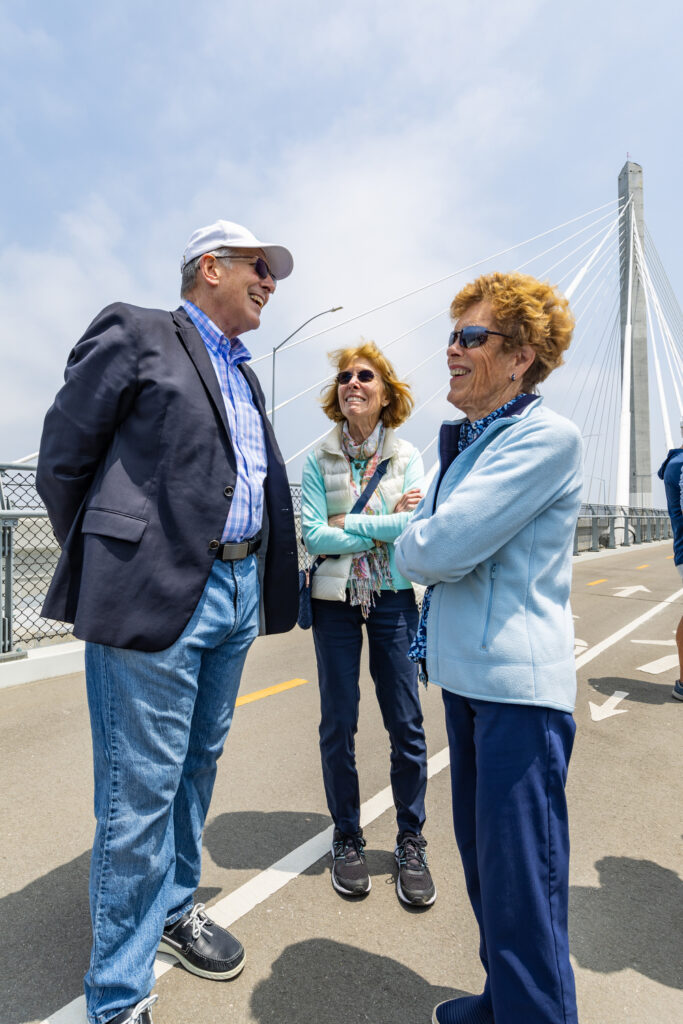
[
  {"xmin": 513, "ymin": 208, "xmax": 621, "ymax": 279},
  {"xmin": 580, "ymin": 312, "xmax": 621, "ymax": 502},
  {"xmin": 636, "ymin": 225, "xmax": 683, "ymax": 383},
  {"xmin": 634, "ymin": 227, "xmax": 682, "ymax": 432},
  {"xmin": 252, "ymin": 200, "xmax": 621, "ymax": 366}
]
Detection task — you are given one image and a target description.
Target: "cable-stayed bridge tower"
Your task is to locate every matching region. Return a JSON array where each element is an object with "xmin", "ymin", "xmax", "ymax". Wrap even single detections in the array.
[{"xmin": 617, "ymin": 161, "xmax": 651, "ymax": 506}]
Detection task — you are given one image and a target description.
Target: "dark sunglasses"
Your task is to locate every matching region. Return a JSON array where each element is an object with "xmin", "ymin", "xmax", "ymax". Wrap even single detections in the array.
[
  {"xmin": 221, "ymin": 254, "xmax": 277, "ymax": 282},
  {"xmin": 336, "ymin": 369, "xmax": 376, "ymax": 385},
  {"xmin": 448, "ymin": 325, "xmax": 511, "ymax": 349}
]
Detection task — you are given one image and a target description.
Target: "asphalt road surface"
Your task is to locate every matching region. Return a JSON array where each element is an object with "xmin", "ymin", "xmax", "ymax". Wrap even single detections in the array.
[{"xmin": 1, "ymin": 541, "xmax": 681, "ymax": 1024}]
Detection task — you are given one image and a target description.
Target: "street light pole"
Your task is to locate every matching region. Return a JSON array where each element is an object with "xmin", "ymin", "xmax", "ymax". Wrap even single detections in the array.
[{"xmin": 271, "ymin": 306, "xmax": 343, "ymax": 427}]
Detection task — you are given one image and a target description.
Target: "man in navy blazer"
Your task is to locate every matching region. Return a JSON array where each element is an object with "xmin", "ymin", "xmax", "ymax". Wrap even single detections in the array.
[{"xmin": 37, "ymin": 220, "xmax": 299, "ymax": 1024}]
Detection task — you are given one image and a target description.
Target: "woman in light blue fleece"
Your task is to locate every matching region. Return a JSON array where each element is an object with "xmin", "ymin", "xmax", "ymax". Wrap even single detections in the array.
[
  {"xmin": 301, "ymin": 341, "xmax": 436, "ymax": 908},
  {"xmin": 395, "ymin": 272, "xmax": 582, "ymax": 1024}
]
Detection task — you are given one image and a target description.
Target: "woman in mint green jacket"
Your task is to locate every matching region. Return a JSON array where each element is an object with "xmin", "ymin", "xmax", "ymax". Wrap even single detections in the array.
[{"xmin": 301, "ymin": 341, "xmax": 435, "ymax": 908}]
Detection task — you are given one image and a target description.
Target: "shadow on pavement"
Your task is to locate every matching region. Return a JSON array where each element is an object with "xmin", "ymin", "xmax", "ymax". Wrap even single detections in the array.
[
  {"xmin": 250, "ymin": 937, "xmax": 466, "ymax": 1024},
  {"xmin": 205, "ymin": 811, "xmax": 412, "ymax": 890},
  {"xmin": 570, "ymin": 856, "xmax": 683, "ymax": 989},
  {"xmin": 587, "ymin": 675, "xmax": 676, "ymax": 705},
  {"xmin": 0, "ymin": 849, "xmax": 91, "ymax": 1023},
  {"xmin": 4, "ymin": 815, "xmax": 447, "ymax": 1023},
  {"xmin": 204, "ymin": 809, "xmax": 331, "ymax": 872}
]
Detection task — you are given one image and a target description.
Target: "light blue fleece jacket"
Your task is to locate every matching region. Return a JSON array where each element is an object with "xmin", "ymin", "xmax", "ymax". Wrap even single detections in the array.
[{"xmin": 394, "ymin": 397, "xmax": 583, "ymax": 712}]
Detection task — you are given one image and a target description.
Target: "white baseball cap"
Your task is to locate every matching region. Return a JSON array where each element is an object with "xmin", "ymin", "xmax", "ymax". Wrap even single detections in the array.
[{"xmin": 180, "ymin": 219, "xmax": 294, "ymax": 280}]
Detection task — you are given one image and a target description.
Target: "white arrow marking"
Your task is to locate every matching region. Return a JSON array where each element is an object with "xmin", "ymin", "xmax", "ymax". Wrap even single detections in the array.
[
  {"xmin": 612, "ymin": 585, "xmax": 651, "ymax": 598},
  {"xmin": 637, "ymin": 654, "xmax": 679, "ymax": 675},
  {"xmin": 574, "ymin": 637, "xmax": 588, "ymax": 656},
  {"xmin": 589, "ymin": 691, "xmax": 629, "ymax": 721}
]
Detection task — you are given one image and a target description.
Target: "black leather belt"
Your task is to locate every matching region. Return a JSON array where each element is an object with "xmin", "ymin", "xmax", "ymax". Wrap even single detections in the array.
[{"xmin": 212, "ymin": 534, "xmax": 261, "ymax": 561}]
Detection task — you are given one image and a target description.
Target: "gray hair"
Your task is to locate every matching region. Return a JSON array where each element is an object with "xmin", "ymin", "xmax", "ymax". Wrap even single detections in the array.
[{"xmin": 180, "ymin": 247, "xmax": 235, "ymax": 297}]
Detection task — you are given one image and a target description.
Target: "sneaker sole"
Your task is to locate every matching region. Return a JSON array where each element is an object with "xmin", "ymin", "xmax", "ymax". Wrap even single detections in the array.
[
  {"xmin": 672, "ymin": 688, "xmax": 683, "ymax": 701},
  {"xmin": 396, "ymin": 873, "xmax": 436, "ymax": 907},
  {"xmin": 330, "ymin": 842, "xmax": 371, "ymax": 897},
  {"xmin": 157, "ymin": 940, "xmax": 246, "ymax": 980},
  {"xmin": 431, "ymin": 1001, "xmax": 447, "ymax": 1024}
]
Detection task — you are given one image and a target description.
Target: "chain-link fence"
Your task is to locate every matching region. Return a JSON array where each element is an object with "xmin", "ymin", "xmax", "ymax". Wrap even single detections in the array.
[
  {"xmin": 0, "ymin": 465, "xmax": 673, "ymax": 657},
  {"xmin": 1, "ymin": 464, "xmax": 74, "ymax": 654}
]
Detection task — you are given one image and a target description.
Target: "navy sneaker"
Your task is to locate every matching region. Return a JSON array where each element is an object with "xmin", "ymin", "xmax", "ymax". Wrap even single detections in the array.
[
  {"xmin": 394, "ymin": 833, "xmax": 436, "ymax": 907},
  {"xmin": 331, "ymin": 829, "xmax": 371, "ymax": 896},
  {"xmin": 673, "ymin": 679, "xmax": 683, "ymax": 701}
]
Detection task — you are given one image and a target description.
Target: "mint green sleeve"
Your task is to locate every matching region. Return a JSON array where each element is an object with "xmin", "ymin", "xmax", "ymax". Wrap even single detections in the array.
[
  {"xmin": 343, "ymin": 448, "xmax": 425, "ymax": 543},
  {"xmin": 301, "ymin": 452, "xmax": 371, "ymax": 556}
]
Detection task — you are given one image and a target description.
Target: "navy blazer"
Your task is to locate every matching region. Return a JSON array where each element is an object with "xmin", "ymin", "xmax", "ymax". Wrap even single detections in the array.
[{"xmin": 37, "ymin": 302, "xmax": 299, "ymax": 650}]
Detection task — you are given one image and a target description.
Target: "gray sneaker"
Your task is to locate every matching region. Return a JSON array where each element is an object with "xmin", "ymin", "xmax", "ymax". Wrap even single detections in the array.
[
  {"xmin": 395, "ymin": 833, "xmax": 436, "ymax": 907},
  {"xmin": 331, "ymin": 829, "xmax": 371, "ymax": 896}
]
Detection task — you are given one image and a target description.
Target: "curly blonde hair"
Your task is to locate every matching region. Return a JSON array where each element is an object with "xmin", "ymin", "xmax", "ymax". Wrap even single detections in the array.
[
  {"xmin": 320, "ymin": 341, "xmax": 414, "ymax": 428},
  {"xmin": 451, "ymin": 272, "xmax": 574, "ymax": 390}
]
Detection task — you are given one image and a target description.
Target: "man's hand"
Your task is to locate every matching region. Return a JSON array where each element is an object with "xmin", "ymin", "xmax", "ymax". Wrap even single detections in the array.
[
  {"xmin": 328, "ymin": 513, "xmax": 346, "ymax": 529},
  {"xmin": 393, "ymin": 489, "xmax": 423, "ymax": 513}
]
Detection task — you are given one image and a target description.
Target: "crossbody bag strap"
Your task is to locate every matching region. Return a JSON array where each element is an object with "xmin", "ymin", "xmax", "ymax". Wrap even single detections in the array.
[
  {"xmin": 349, "ymin": 458, "xmax": 390, "ymax": 514},
  {"xmin": 309, "ymin": 457, "xmax": 391, "ymax": 578}
]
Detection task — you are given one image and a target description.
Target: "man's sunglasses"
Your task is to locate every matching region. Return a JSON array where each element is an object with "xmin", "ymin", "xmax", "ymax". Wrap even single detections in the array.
[
  {"xmin": 220, "ymin": 254, "xmax": 277, "ymax": 282},
  {"xmin": 448, "ymin": 326, "xmax": 511, "ymax": 349},
  {"xmin": 336, "ymin": 369, "xmax": 376, "ymax": 385}
]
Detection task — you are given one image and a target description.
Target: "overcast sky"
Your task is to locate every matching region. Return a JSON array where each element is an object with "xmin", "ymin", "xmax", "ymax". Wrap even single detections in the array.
[{"xmin": 1, "ymin": 0, "xmax": 681, "ymax": 502}]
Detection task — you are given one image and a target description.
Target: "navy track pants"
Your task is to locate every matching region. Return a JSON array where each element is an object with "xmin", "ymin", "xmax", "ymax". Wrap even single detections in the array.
[{"xmin": 442, "ymin": 689, "xmax": 578, "ymax": 1024}]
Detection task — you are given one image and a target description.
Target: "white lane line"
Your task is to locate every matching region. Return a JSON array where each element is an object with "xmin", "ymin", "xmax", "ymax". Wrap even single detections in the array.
[
  {"xmin": 637, "ymin": 654, "xmax": 679, "ymax": 675},
  {"xmin": 630, "ymin": 639, "xmax": 676, "ymax": 646},
  {"xmin": 41, "ymin": 746, "xmax": 451, "ymax": 1024},
  {"xmin": 576, "ymin": 588, "xmax": 683, "ymax": 671}
]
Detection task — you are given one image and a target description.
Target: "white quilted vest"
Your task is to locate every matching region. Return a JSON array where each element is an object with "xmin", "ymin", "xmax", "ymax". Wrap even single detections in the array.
[{"xmin": 311, "ymin": 424, "xmax": 414, "ymax": 601}]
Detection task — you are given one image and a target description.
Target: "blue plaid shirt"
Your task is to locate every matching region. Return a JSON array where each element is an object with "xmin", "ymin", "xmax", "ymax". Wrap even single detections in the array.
[{"xmin": 182, "ymin": 300, "xmax": 267, "ymax": 542}]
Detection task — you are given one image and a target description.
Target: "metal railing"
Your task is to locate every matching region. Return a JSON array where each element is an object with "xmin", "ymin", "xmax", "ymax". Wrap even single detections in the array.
[
  {"xmin": 573, "ymin": 502, "xmax": 672, "ymax": 554},
  {"xmin": 0, "ymin": 465, "xmax": 672, "ymax": 658}
]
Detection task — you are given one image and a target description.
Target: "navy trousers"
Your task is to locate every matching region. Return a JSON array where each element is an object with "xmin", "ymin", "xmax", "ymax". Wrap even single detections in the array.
[
  {"xmin": 311, "ymin": 589, "xmax": 427, "ymax": 838},
  {"xmin": 442, "ymin": 690, "xmax": 578, "ymax": 1024}
]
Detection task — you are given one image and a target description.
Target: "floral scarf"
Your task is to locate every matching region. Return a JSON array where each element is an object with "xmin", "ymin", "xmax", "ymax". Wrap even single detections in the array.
[{"xmin": 341, "ymin": 421, "xmax": 395, "ymax": 616}]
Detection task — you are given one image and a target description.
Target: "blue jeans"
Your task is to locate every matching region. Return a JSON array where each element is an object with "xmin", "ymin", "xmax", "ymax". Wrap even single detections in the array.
[
  {"xmin": 312, "ymin": 589, "xmax": 427, "ymax": 838},
  {"xmin": 442, "ymin": 690, "xmax": 578, "ymax": 1024},
  {"xmin": 83, "ymin": 556, "xmax": 260, "ymax": 1024}
]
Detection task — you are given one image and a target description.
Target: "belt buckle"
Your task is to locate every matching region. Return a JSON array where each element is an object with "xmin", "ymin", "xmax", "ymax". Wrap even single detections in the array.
[{"xmin": 218, "ymin": 537, "xmax": 258, "ymax": 561}]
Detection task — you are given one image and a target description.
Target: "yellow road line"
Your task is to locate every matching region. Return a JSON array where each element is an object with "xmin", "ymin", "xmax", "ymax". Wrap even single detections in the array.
[
  {"xmin": 667, "ymin": 554, "xmax": 674, "ymax": 559},
  {"xmin": 636, "ymin": 564, "xmax": 649, "ymax": 569},
  {"xmin": 587, "ymin": 578, "xmax": 607, "ymax": 586},
  {"xmin": 236, "ymin": 678, "xmax": 308, "ymax": 707}
]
